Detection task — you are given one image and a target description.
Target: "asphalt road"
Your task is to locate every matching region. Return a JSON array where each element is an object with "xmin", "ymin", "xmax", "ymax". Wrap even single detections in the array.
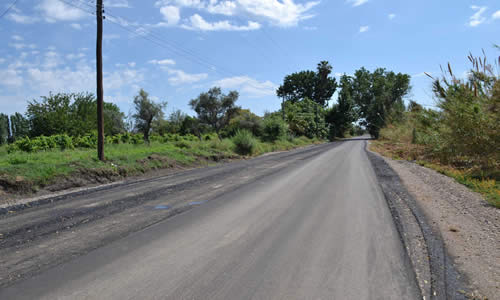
[{"xmin": 0, "ymin": 139, "xmax": 420, "ymax": 299}]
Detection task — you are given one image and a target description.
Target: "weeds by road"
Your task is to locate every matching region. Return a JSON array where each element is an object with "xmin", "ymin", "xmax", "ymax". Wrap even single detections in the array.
[{"xmin": 0, "ymin": 136, "xmax": 320, "ymax": 198}]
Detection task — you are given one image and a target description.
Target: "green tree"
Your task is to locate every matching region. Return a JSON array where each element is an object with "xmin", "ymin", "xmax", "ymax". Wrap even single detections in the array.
[
  {"xmin": 103, "ymin": 102, "xmax": 126, "ymax": 136},
  {"xmin": 314, "ymin": 61, "xmax": 338, "ymax": 106},
  {"xmin": 133, "ymin": 89, "xmax": 166, "ymax": 143},
  {"xmin": 327, "ymin": 75, "xmax": 357, "ymax": 139},
  {"xmin": 0, "ymin": 114, "xmax": 9, "ymax": 144},
  {"xmin": 180, "ymin": 116, "xmax": 205, "ymax": 140},
  {"xmin": 277, "ymin": 61, "xmax": 338, "ymax": 107},
  {"xmin": 351, "ymin": 68, "xmax": 411, "ymax": 138},
  {"xmin": 189, "ymin": 87, "xmax": 239, "ymax": 140},
  {"xmin": 10, "ymin": 112, "xmax": 30, "ymax": 140},
  {"xmin": 27, "ymin": 93, "xmax": 73, "ymax": 137},
  {"xmin": 284, "ymin": 98, "xmax": 327, "ymax": 139},
  {"xmin": 224, "ymin": 108, "xmax": 263, "ymax": 137}
]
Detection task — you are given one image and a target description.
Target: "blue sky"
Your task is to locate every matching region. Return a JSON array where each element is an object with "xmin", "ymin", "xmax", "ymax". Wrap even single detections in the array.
[{"xmin": 0, "ymin": 0, "xmax": 499, "ymax": 117}]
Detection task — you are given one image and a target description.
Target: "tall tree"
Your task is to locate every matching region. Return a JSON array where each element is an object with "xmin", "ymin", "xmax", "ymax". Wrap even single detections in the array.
[
  {"xmin": 327, "ymin": 75, "xmax": 357, "ymax": 138},
  {"xmin": 10, "ymin": 113, "xmax": 30, "ymax": 140},
  {"xmin": 351, "ymin": 68, "xmax": 411, "ymax": 138},
  {"xmin": 0, "ymin": 114, "xmax": 9, "ymax": 145},
  {"xmin": 189, "ymin": 87, "xmax": 239, "ymax": 139},
  {"xmin": 133, "ymin": 89, "xmax": 166, "ymax": 143},
  {"xmin": 277, "ymin": 61, "xmax": 337, "ymax": 107},
  {"xmin": 314, "ymin": 61, "xmax": 338, "ymax": 106}
]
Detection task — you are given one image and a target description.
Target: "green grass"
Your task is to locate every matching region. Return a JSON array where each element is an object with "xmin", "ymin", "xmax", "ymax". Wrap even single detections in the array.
[{"xmin": 0, "ymin": 137, "xmax": 321, "ymax": 194}]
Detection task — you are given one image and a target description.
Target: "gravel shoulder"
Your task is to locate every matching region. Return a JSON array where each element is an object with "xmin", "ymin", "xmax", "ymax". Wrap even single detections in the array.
[{"xmin": 379, "ymin": 154, "xmax": 499, "ymax": 299}]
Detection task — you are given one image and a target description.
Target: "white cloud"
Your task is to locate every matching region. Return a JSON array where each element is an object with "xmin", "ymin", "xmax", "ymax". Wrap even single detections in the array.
[
  {"xmin": 12, "ymin": 35, "xmax": 24, "ymax": 41},
  {"xmin": 388, "ymin": 13, "xmax": 396, "ymax": 20},
  {"xmin": 0, "ymin": 59, "xmax": 5, "ymax": 64},
  {"xmin": 7, "ymin": 13, "xmax": 39, "ymax": 24},
  {"xmin": 167, "ymin": 69, "xmax": 208, "ymax": 85},
  {"xmin": 37, "ymin": 0, "xmax": 88, "ymax": 23},
  {"xmin": 214, "ymin": 76, "xmax": 276, "ymax": 97},
  {"xmin": 359, "ymin": 25, "xmax": 369, "ymax": 33},
  {"xmin": 182, "ymin": 14, "xmax": 261, "ymax": 31},
  {"xmin": 236, "ymin": 0, "xmax": 319, "ymax": 27},
  {"xmin": 469, "ymin": 6, "xmax": 487, "ymax": 27},
  {"xmin": 347, "ymin": 0, "xmax": 368, "ymax": 7},
  {"xmin": 493, "ymin": 10, "xmax": 500, "ymax": 19},
  {"xmin": 104, "ymin": 0, "xmax": 130, "ymax": 8},
  {"xmin": 160, "ymin": 5, "xmax": 181, "ymax": 25},
  {"xmin": 149, "ymin": 59, "xmax": 176, "ymax": 66},
  {"xmin": 0, "ymin": 67, "xmax": 24, "ymax": 88},
  {"xmin": 9, "ymin": 43, "xmax": 37, "ymax": 50},
  {"xmin": 70, "ymin": 23, "xmax": 82, "ymax": 30},
  {"xmin": 155, "ymin": 0, "xmax": 319, "ymax": 27}
]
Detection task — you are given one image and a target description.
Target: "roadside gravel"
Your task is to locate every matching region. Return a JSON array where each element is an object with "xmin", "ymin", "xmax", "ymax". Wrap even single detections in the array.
[{"xmin": 383, "ymin": 157, "xmax": 500, "ymax": 299}]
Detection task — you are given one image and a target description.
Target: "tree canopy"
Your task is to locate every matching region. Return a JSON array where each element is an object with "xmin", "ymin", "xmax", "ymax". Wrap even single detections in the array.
[
  {"xmin": 189, "ymin": 87, "xmax": 239, "ymax": 139},
  {"xmin": 277, "ymin": 61, "xmax": 338, "ymax": 107},
  {"xmin": 133, "ymin": 89, "xmax": 166, "ymax": 143}
]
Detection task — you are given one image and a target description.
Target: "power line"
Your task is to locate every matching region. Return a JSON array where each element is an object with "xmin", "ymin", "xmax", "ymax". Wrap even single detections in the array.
[
  {"xmin": 0, "ymin": 0, "xmax": 20, "ymax": 19},
  {"xmin": 63, "ymin": 0, "xmax": 270, "ymax": 91}
]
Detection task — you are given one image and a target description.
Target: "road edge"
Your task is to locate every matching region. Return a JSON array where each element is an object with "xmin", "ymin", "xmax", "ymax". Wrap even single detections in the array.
[{"xmin": 365, "ymin": 142, "xmax": 469, "ymax": 300}]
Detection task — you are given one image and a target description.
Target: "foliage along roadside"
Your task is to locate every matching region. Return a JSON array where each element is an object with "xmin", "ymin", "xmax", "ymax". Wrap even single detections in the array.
[
  {"xmin": 368, "ymin": 49, "xmax": 500, "ymax": 208},
  {"xmin": 0, "ymin": 134, "xmax": 322, "ymax": 196}
]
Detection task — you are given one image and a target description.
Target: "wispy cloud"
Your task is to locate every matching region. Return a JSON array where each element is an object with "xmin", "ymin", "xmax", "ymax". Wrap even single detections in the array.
[
  {"xmin": 7, "ymin": 12, "xmax": 39, "ymax": 24},
  {"xmin": 104, "ymin": 0, "xmax": 130, "ymax": 8},
  {"xmin": 167, "ymin": 69, "xmax": 208, "ymax": 85},
  {"xmin": 468, "ymin": 5, "xmax": 487, "ymax": 27},
  {"xmin": 214, "ymin": 76, "xmax": 276, "ymax": 97},
  {"xmin": 359, "ymin": 25, "xmax": 369, "ymax": 33},
  {"xmin": 37, "ymin": 0, "xmax": 88, "ymax": 23},
  {"xmin": 347, "ymin": 0, "xmax": 369, "ymax": 7},
  {"xmin": 388, "ymin": 13, "xmax": 396, "ymax": 20},
  {"xmin": 182, "ymin": 14, "xmax": 261, "ymax": 31}
]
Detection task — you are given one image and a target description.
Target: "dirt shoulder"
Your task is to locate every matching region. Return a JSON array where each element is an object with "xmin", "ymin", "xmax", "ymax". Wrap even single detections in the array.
[{"xmin": 375, "ymin": 151, "xmax": 499, "ymax": 299}]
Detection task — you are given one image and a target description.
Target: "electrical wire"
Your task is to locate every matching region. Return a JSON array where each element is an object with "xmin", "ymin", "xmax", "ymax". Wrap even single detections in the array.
[
  {"xmin": 62, "ymin": 0, "xmax": 272, "ymax": 91},
  {"xmin": 0, "ymin": 0, "xmax": 20, "ymax": 19}
]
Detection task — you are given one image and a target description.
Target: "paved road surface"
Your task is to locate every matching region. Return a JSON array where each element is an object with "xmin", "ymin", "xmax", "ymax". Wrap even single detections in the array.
[{"xmin": 0, "ymin": 139, "xmax": 420, "ymax": 299}]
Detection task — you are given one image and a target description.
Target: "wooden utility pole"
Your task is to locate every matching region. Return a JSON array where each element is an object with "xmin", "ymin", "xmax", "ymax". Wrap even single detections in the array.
[{"xmin": 96, "ymin": 0, "xmax": 104, "ymax": 161}]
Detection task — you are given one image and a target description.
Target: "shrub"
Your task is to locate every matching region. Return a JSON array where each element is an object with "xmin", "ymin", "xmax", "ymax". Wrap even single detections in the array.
[
  {"xmin": 232, "ymin": 130, "xmax": 256, "ymax": 155},
  {"xmin": 53, "ymin": 134, "xmax": 74, "ymax": 150},
  {"xmin": 262, "ymin": 117, "xmax": 288, "ymax": 142},
  {"xmin": 174, "ymin": 140, "xmax": 191, "ymax": 149}
]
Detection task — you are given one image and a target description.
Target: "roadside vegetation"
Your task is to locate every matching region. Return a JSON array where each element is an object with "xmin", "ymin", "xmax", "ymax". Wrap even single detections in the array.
[{"xmin": 371, "ymin": 50, "xmax": 499, "ymax": 208}]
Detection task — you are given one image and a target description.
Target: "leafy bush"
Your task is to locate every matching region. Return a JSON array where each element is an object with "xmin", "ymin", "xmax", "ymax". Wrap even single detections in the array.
[
  {"xmin": 54, "ymin": 134, "xmax": 74, "ymax": 150},
  {"xmin": 427, "ymin": 52, "xmax": 499, "ymax": 169},
  {"xmin": 174, "ymin": 140, "xmax": 191, "ymax": 149},
  {"xmin": 262, "ymin": 116, "xmax": 288, "ymax": 142},
  {"xmin": 232, "ymin": 130, "xmax": 256, "ymax": 155}
]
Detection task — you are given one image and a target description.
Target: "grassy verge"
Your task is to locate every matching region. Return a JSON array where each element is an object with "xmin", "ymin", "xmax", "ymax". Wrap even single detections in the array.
[
  {"xmin": 370, "ymin": 140, "xmax": 500, "ymax": 208},
  {"xmin": 0, "ymin": 137, "xmax": 321, "ymax": 196}
]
